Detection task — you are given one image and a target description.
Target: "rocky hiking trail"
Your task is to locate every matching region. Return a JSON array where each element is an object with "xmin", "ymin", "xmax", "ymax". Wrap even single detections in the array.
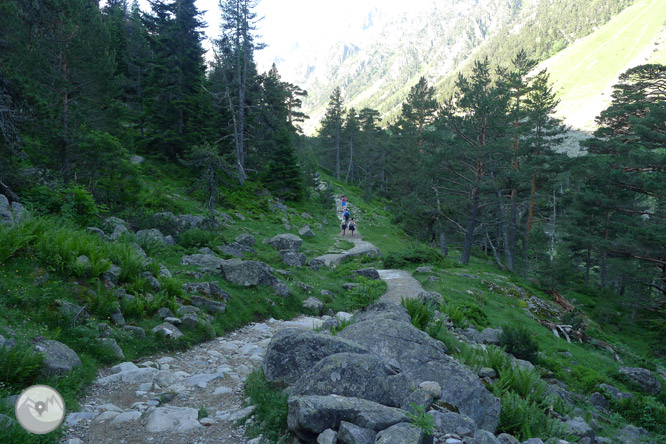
[{"xmin": 62, "ymin": 196, "xmax": 426, "ymax": 444}]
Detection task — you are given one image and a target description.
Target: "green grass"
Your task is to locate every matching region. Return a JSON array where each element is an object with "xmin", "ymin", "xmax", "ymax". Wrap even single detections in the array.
[{"xmin": 541, "ymin": 0, "xmax": 666, "ymax": 129}]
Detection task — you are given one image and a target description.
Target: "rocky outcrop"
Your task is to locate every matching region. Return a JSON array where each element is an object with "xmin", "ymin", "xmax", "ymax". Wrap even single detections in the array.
[
  {"xmin": 219, "ymin": 259, "xmax": 278, "ymax": 286},
  {"xmin": 0, "ymin": 194, "xmax": 27, "ymax": 226},
  {"xmin": 336, "ymin": 304, "xmax": 500, "ymax": 432},
  {"xmin": 263, "ymin": 329, "xmax": 369, "ymax": 384}
]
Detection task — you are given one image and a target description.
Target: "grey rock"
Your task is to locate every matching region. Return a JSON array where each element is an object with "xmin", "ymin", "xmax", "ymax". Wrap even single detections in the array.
[
  {"xmin": 220, "ymin": 259, "xmax": 278, "ymax": 286},
  {"xmin": 303, "ymin": 297, "xmax": 324, "ymax": 313},
  {"xmin": 183, "ymin": 282, "xmax": 231, "ymax": 300},
  {"xmin": 100, "ymin": 338, "xmax": 124, "ymax": 359},
  {"xmin": 299, "ymin": 225, "xmax": 315, "ymax": 237},
  {"xmin": 263, "ymin": 328, "xmax": 369, "ymax": 384},
  {"xmin": 599, "ymin": 383, "xmax": 633, "ymax": 400},
  {"xmin": 157, "ymin": 307, "xmax": 175, "ymax": 319},
  {"xmin": 34, "ymin": 340, "xmax": 82, "ymax": 375},
  {"xmin": 497, "ymin": 433, "xmax": 519, "ymax": 444},
  {"xmin": 11, "ymin": 201, "xmax": 28, "ymax": 224},
  {"xmin": 123, "ymin": 325, "xmax": 146, "ymax": 337},
  {"xmin": 618, "ymin": 366, "xmax": 661, "ymax": 395},
  {"xmin": 317, "ymin": 428, "xmax": 338, "ymax": 444},
  {"xmin": 617, "ymin": 424, "xmax": 647, "ymax": 444},
  {"xmin": 375, "ymin": 422, "xmax": 423, "ymax": 444},
  {"xmin": 164, "ymin": 235, "xmax": 176, "ymax": 246},
  {"xmin": 0, "ymin": 334, "xmax": 16, "ymax": 350},
  {"xmin": 417, "ymin": 291, "xmax": 445, "ymax": 306},
  {"xmin": 164, "ymin": 317, "xmax": 181, "ymax": 325},
  {"xmin": 283, "ymin": 251, "xmax": 307, "ymax": 267},
  {"xmin": 269, "ymin": 233, "xmax": 303, "ymax": 252},
  {"xmin": 66, "ymin": 411, "xmax": 96, "ymax": 426},
  {"xmin": 190, "ymin": 296, "xmax": 226, "ymax": 314},
  {"xmin": 419, "ymin": 381, "xmax": 442, "ymax": 399},
  {"xmin": 337, "ymin": 303, "xmax": 500, "ymax": 431},
  {"xmin": 177, "ymin": 305, "xmax": 200, "ymax": 315},
  {"xmin": 565, "ymin": 417, "xmax": 595, "ymax": 442},
  {"xmin": 401, "ymin": 388, "xmax": 433, "ymax": 413},
  {"xmin": 273, "ymin": 282, "xmax": 292, "ymax": 297},
  {"xmin": 480, "ymin": 328, "xmax": 502, "ymax": 345},
  {"xmin": 0, "ymin": 195, "xmax": 12, "ymax": 225},
  {"xmin": 521, "ymin": 439, "xmax": 544, "ymax": 444},
  {"xmin": 109, "ymin": 307, "xmax": 126, "ymax": 326},
  {"xmin": 291, "ymin": 353, "xmax": 410, "ymax": 407},
  {"xmin": 136, "ymin": 228, "xmax": 165, "ymax": 245},
  {"xmin": 217, "ymin": 242, "xmax": 254, "ymax": 258},
  {"xmin": 130, "ymin": 154, "xmax": 144, "ymax": 165},
  {"xmin": 103, "ymin": 264, "xmax": 122, "ymax": 285},
  {"xmin": 352, "ymin": 302, "xmax": 412, "ymax": 324},
  {"xmin": 309, "ymin": 258, "xmax": 327, "ymax": 271},
  {"xmin": 415, "ymin": 266, "xmax": 434, "ymax": 273},
  {"xmin": 180, "ymin": 314, "xmax": 199, "ymax": 330},
  {"xmin": 86, "ymin": 227, "xmax": 106, "ymax": 239},
  {"xmin": 429, "ymin": 410, "xmax": 476, "ymax": 435},
  {"xmin": 343, "ymin": 283, "xmax": 358, "ymax": 290},
  {"xmin": 235, "ymin": 233, "xmax": 255, "ymax": 247},
  {"xmin": 463, "ymin": 326, "xmax": 483, "ymax": 344},
  {"xmin": 58, "ymin": 300, "xmax": 89, "ymax": 324},
  {"xmin": 302, "ymin": 212, "xmax": 313, "ymax": 219},
  {"xmin": 0, "ymin": 413, "xmax": 14, "ymax": 430},
  {"xmin": 270, "ymin": 201, "xmax": 289, "ymax": 212},
  {"xmin": 159, "ymin": 264, "xmax": 172, "ymax": 278},
  {"xmin": 180, "ymin": 253, "xmax": 225, "ymax": 269},
  {"xmin": 478, "ymin": 367, "xmax": 496, "ymax": 379},
  {"xmin": 287, "ymin": 395, "xmax": 409, "ymax": 442},
  {"xmin": 75, "ymin": 255, "xmax": 92, "ymax": 271},
  {"xmin": 152, "ymin": 322, "xmax": 184, "ymax": 339},
  {"xmin": 588, "ymin": 392, "xmax": 608, "ymax": 410},
  {"xmin": 474, "ymin": 429, "xmax": 501, "ymax": 444},
  {"xmin": 352, "ymin": 268, "xmax": 380, "ymax": 280},
  {"xmin": 338, "ymin": 420, "xmax": 376, "ymax": 444},
  {"xmin": 142, "ymin": 272, "xmax": 162, "ymax": 292}
]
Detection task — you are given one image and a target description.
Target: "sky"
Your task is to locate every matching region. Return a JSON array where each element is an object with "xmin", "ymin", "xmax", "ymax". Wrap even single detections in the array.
[{"xmin": 108, "ymin": 0, "xmax": 425, "ymax": 72}]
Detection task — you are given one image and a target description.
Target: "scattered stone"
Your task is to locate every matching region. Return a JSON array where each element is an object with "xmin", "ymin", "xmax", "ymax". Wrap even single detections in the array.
[
  {"xmin": 299, "ymin": 225, "xmax": 315, "ymax": 237},
  {"xmin": 308, "ymin": 258, "xmax": 327, "ymax": 271},
  {"xmin": 337, "ymin": 420, "xmax": 376, "ymax": 444},
  {"xmin": 123, "ymin": 325, "xmax": 146, "ymax": 337},
  {"xmin": 130, "ymin": 155, "xmax": 144, "ymax": 165},
  {"xmin": 565, "ymin": 417, "xmax": 595, "ymax": 442},
  {"xmin": 375, "ymin": 422, "xmax": 423, "ymax": 444},
  {"xmin": 109, "ymin": 307, "xmax": 126, "ymax": 326},
  {"xmin": 268, "ymin": 233, "xmax": 303, "ymax": 252},
  {"xmin": 112, "ymin": 411, "xmax": 142, "ymax": 424},
  {"xmin": 220, "ymin": 259, "xmax": 278, "ymax": 286},
  {"xmin": 183, "ymin": 282, "xmax": 231, "ymax": 300},
  {"xmin": 142, "ymin": 272, "xmax": 162, "ymax": 292},
  {"xmin": 401, "ymin": 388, "xmax": 434, "ymax": 413},
  {"xmin": 478, "ymin": 367, "xmax": 497, "ymax": 378},
  {"xmin": 273, "ymin": 282, "xmax": 292, "ymax": 297},
  {"xmin": 474, "ymin": 429, "xmax": 501, "ymax": 444},
  {"xmin": 303, "ymin": 297, "xmax": 324, "ymax": 313},
  {"xmin": 100, "ymin": 338, "xmax": 125, "ymax": 359},
  {"xmin": 419, "ymin": 381, "xmax": 442, "ymax": 399},
  {"xmin": 180, "ymin": 253, "xmax": 225, "ymax": 269},
  {"xmin": 317, "ymin": 428, "xmax": 338, "ymax": 444},
  {"xmin": 34, "ymin": 340, "xmax": 82, "ymax": 375},
  {"xmin": 480, "ymin": 328, "xmax": 502, "ymax": 345},
  {"xmin": 190, "ymin": 296, "xmax": 226, "ymax": 314},
  {"xmin": 235, "ymin": 233, "xmax": 255, "ymax": 248},
  {"xmin": 75, "ymin": 255, "xmax": 92, "ymax": 272},
  {"xmin": 301, "ymin": 212, "xmax": 313, "ymax": 219},
  {"xmin": 152, "ymin": 322, "xmax": 184, "ymax": 339},
  {"xmin": 282, "ymin": 251, "xmax": 307, "ymax": 267},
  {"xmin": 86, "ymin": 227, "xmax": 106, "ymax": 239},
  {"xmin": 599, "ymin": 383, "xmax": 634, "ymax": 401},
  {"xmin": 157, "ymin": 307, "xmax": 175, "ymax": 319},
  {"xmin": 58, "ymin": 300, "xmax": 89, "ymax": 325},
  {"xmin": 417, "ymin": 291, "xmax": 445, "ymax": 306},
  {"xmin": 415, "ymin": 266, "xmax": 433, "ymax": 273},
  {"xmin": 136, "ymin": 228, "xmax": 165, "ymax": 245},
  {"xmin": 588, "ymin": 392, "xmax": 608, "ymax": 410},
  {"xmin": 102, "ymin": 264, "xmax": 122, "ymax": 285},
  {"xmin": 180, "ymin": 313, "xmax": 199, "ymax": 330},
  {"xmin": 497, "ymin": 433, "xmax": 519, "ymax": 444}
]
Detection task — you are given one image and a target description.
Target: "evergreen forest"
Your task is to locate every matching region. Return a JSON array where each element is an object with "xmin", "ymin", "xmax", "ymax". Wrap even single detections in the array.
[{"xmin": 0, "ymin": 0, "xmax": 665, "ymax": 443}]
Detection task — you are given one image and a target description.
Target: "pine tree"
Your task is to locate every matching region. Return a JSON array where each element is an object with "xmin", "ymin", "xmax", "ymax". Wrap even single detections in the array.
[
  {"xmin": 319, "ymin": 87, "xmax": 344, "ymax": 181},
  {"xmin": 264, "ymin": 128, "xmax": 304, "ymax": 202}
]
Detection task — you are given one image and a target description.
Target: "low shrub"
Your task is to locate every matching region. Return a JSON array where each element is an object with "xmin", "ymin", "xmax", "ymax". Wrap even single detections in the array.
[
  {"xmin": 382, "ymin": 246, "xmax": 449, "ymax": 269},
  {"xmin": 244, "ymin": 369, "xmax": 290, "ymax": 442},
  {"xmin": 459, "ymin": 302, "xmax": 489, "ymax": 329},
  {"xmin": 497, "ymin": 391, "xmax": 564, "ymax": 440},
  {"xmin": 0, "ymin": 343, "xmax": 44, "ymax": 391},
  {"xmin": 401, "ymin": 297, "xmax": 435, "ymax": 331},
  {"xmin": 347, "ymin": 277, "xmax": 384, "ymax": 311},
  {"xmin": 610, "ymin": 395, "xmax": 666, "ymax": 432},
  {"xmin": 500, "ymin": 325, "xmax": 539, "ymax": 364},
  {"xmin": 178, "ymin": 228, "xmax": 225, "ymax": 249}
]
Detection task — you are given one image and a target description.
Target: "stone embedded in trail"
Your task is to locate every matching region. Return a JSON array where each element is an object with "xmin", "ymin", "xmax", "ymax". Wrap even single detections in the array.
[
  {"xmin": 618, "ymin": 367, "xmax": 661, "ymax": 395},
  {"xmin": 269, "ymin": 233, "xmax": 303, "ymax": 252},
  {"xmin": 34, "ymin": 340, "xmax": 82, "ymax": 375},
  {"xmin": 374, "ymin": 422, "xmax": 423, "ymax": 444},
  {"xmin": 290, "ymin": 353, "xmax": 410, "ymax": 407},
  {"xmin": 337, "ymin": 303, "xmax": 500, "ymax": 431},
  {"xmin": 263, "ymin": 328, "xmax": 369, "ymax": 384},
  {"xmin": 220, "ymin": 259, "xmax": 278, "ymax": 286},
  {"xmin": 145, "ymin": 406, "xmax": 202, "ymax": 433},
  {"xmin": 287, "ymin": 395, "xmax": 409, "ymax": 442}
]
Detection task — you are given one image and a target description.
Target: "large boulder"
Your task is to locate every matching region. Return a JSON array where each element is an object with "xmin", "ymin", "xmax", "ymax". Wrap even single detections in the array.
[
  {"xmin": 352, "ymin": 302, "xmax": 412, "ymax": 324},
  {"xmin": 0, "ymin": 195, "xmax": 27, "ymax": 226},
  {"xmin": 287, "ymin": 395, "xmax": 409, "ymax": 442},
  {"xmin": 269, "ymin": 233, "xmax": 303, "ymax": 252},
  {"xmin": 352, "ymin": 268, "xmax": 381, "ymax": 280},
  {"xmin": 220, "ymin": 259, "xmax": 278, "ymax": 286},
  {"xmin": 283, "ymin": 251, "xmax": 307, "ymax": 267},
  {"xmin": 34, "ymin": 340, "xmax": 82, "ymax": 375},
  {"xmin": 618, "ymin": 367, "xmax": 661, "ymax": 395},
  {"xmin": 291, "ymin": 353, "xmax": 410, "ymax": 407},
  {"xmin": 180, "ymin": 254, "xmax": 225, "ymax": 269},
  {"xmin": 375, "ymin": 422, "xmax": 423, "ymax": 444},
  {"xmin": 263, "ymin": 329, "xmax": 369, "ymax": 384},
  {"xmin": 337, "ymin": 303, "xmax": 500, "ymax": 431}
]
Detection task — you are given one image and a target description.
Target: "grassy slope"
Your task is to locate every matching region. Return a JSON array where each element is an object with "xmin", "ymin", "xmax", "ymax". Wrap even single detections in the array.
[{"xmin": 537, "ymin": 0, "xmax": 666, "ymax": 130}]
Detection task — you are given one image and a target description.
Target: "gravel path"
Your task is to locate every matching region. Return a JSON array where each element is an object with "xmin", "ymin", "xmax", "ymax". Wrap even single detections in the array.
[{"xmin": 377, "ymin": 269, "xmax": 426, "ymax": 304}]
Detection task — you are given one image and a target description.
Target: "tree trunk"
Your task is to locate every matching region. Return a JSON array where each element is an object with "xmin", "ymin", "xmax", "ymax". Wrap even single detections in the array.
[
  {"xmin": 439, "ymin": 231, "xmax": 448, "ymax": 257},
  {"xmin": 601, "ymin": 210, "xmax": 610, "ymax": 287},
  {"xmin": 344, "ymin": 137, "xmax": 353, "ymax": 184},
  {"xmin": 460, "ymin": 185, "xmax": 479, "ymax": 265},
  {"xmin": 335, "ymin": 127, "xmax": 341, "ymax": 181},
  {"xmin": 585, "ymin": 247, "xmax": 591, "ymax": 285},
  {"xmin": 508, "ymin": 189, "xmax": 517, "ymax": 270},
  {"xmin": 523, "ymin": 172, "xmax": 537, "ymax": 253}
]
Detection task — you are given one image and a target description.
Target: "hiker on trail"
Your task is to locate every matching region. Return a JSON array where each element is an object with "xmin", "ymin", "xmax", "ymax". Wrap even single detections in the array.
[
  {"xmin": 341, "ymin": 218, "xmax": 348, "ymax": 236},
  {"xmin": 341, "ymin": 195, "xmax": 347, "ymax": 208},
  {"xmin": 348, "ymin": 218, "xmax": 356, "ymax": 236},
  {"xmin": 343, "ymin": 208, "xmax": 350, "ymax": 222}
]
